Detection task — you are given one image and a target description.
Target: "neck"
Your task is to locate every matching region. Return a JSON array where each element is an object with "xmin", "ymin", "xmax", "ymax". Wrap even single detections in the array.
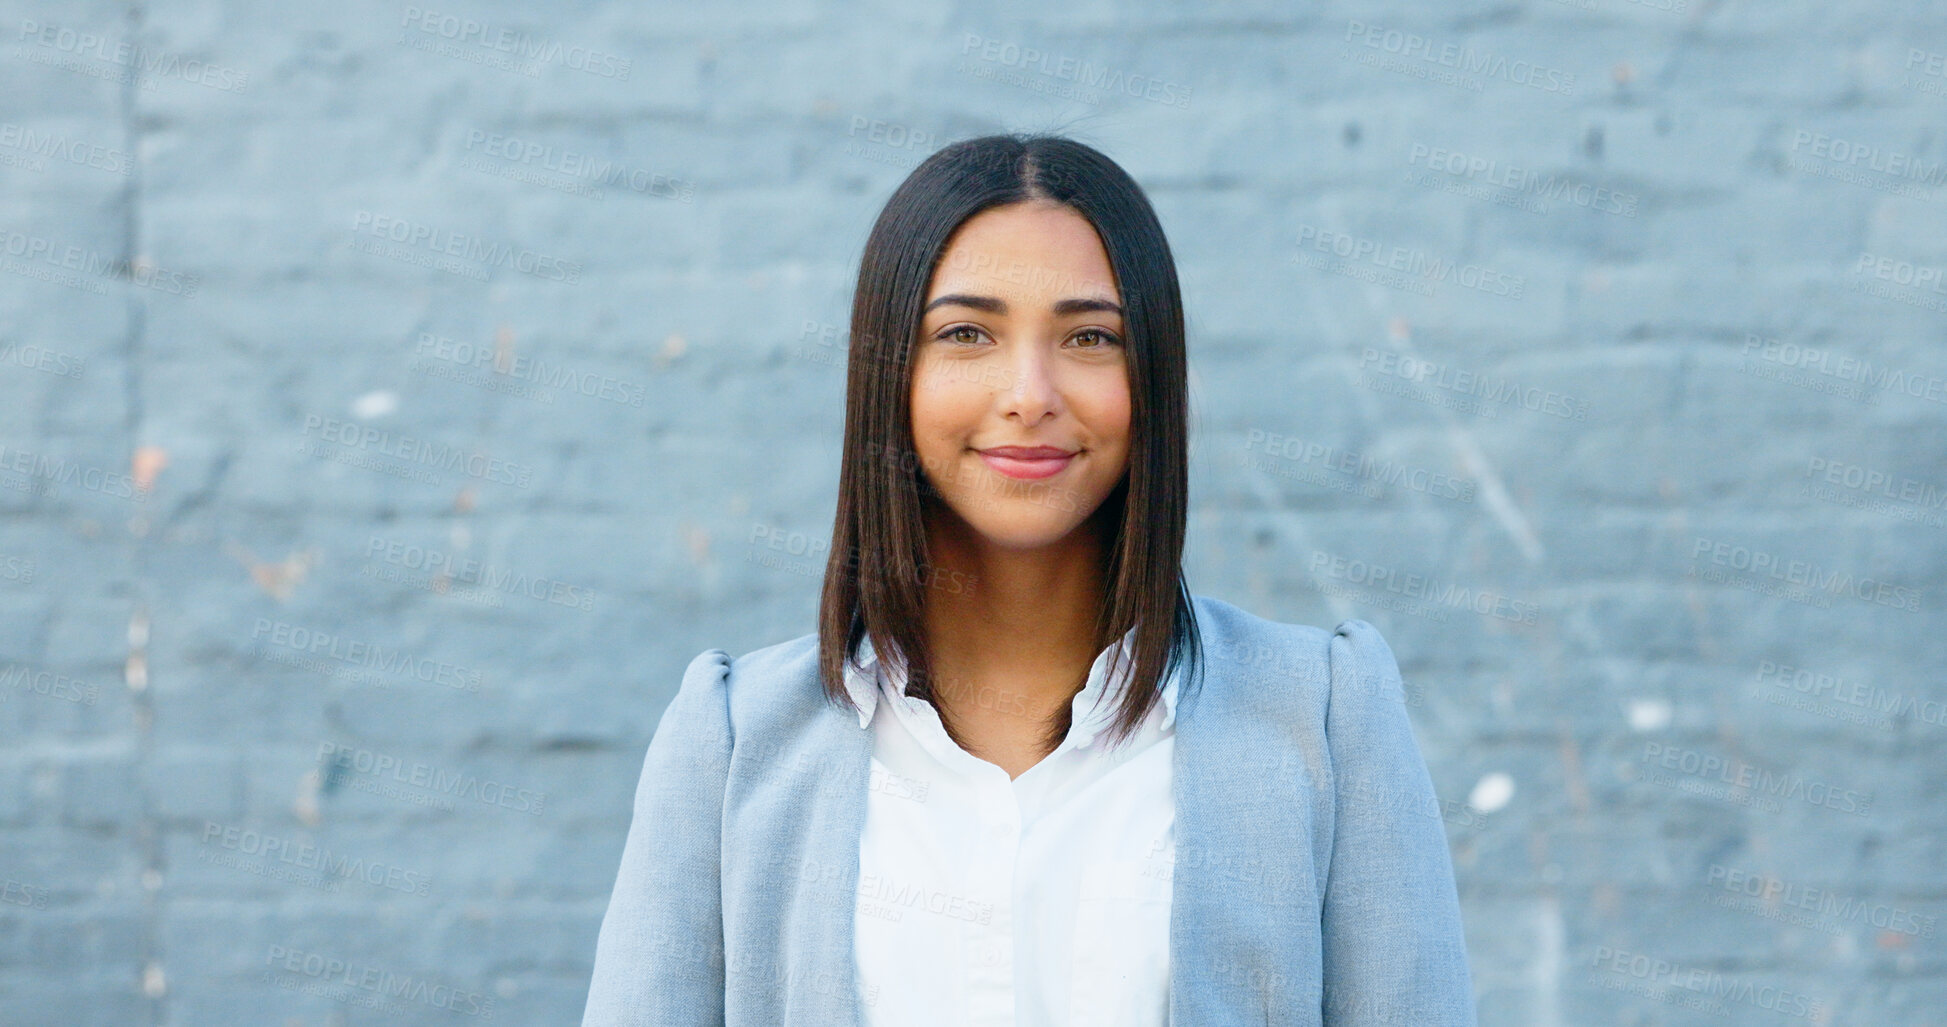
[{"xmin": 917, "ymin": 505, "xmax": 1112, "ymax": 716}]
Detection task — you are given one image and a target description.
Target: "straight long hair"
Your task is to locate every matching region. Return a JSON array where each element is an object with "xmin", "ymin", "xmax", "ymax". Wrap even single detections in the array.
[{"xmin": 817, "ymin": 132, "xmax": 1201, "ymax": 754}]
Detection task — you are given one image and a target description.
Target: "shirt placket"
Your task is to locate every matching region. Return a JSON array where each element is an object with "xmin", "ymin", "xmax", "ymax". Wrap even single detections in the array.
[
  {"xmin": 964, "ymin": 765, "xmax": 1018, "ymax": 1025},
  {"xmin": 882, "ymin": 684, "xmax": 1022, "ymax": 1027}
]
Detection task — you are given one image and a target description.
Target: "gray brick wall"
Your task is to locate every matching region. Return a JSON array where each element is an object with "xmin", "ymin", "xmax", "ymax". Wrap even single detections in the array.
[{"xmin": 2, "ymin": 1, "xmax": 1943, "ymax": 1023}]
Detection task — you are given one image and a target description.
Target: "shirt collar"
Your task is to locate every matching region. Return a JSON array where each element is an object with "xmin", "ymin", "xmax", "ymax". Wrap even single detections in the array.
[{"xmin": 842, "ymin": 624, "xmax": 1181, "ymax": 744}]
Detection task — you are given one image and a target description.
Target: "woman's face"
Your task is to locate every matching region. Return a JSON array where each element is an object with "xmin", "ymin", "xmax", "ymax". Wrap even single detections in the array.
[{"xmin": 909, "ymin": 200, "xmax": 1132, "ymax": 551}]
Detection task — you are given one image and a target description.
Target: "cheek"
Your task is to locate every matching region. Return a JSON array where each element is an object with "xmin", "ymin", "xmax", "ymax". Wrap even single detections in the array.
[
  {"xmin": 1082, "ymin": 377, "xmax": 1133, "ymax": 444},
  {"xmin": 909, "ymin": 375, "xmax": 978, "ymax": 448},
  {"xmin": 1090, "ymin": 396, "xmax": 1132, "ymax": 473}
]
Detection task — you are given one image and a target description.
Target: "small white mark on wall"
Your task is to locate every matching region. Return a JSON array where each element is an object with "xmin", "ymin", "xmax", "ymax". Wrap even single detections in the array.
[{"xmin": 1469, "ymin": 771, "xmax": 1515, "ymax": 813}]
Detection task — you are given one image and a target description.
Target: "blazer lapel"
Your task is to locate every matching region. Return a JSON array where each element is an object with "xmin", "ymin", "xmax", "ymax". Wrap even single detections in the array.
[
  {"xmin": 1168, "ymin": 599, "xmax": 1330, "ymax": 1024},
  {"xmin": 723, "ymin": 650, "xmax": 873, "ymax": 1025},
  {"xmin": 819, "ymin": 694, "xmax": 874, "ymax": 1026}
]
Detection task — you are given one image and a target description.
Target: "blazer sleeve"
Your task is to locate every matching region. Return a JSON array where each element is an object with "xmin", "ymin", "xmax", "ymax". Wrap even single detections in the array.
[
  {"xmin": 1318, "ymin": 619, "xmax": 1477, "ymax": 1026},
  {"xmin": 582, "ymin": 648, "xmax": 735, "ymax": 1027}
]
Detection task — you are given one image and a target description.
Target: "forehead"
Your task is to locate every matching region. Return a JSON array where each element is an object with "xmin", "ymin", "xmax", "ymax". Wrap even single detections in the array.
[{"xmin": 926, "ymin": 201, "xmax": 1121, "ymax": 306}]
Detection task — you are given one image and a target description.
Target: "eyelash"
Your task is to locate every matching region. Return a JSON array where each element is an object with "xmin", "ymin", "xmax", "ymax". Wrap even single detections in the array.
[{"xmin": 933, "ymin": 325, "xmax": 1123, "ymax": 349}]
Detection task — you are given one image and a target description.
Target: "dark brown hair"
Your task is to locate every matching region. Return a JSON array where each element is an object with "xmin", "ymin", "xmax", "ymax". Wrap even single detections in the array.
[{"xmin": 816, "ymin": 132, "xmax": 1202, "ymax": 754}]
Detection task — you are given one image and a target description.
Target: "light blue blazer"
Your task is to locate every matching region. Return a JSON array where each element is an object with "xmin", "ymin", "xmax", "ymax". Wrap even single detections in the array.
[{"xmin": 582, "ymin": 594, "xmax": 1477, "ymax": 1025}]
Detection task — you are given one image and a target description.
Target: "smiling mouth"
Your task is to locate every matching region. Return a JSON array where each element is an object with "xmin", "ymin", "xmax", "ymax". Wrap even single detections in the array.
[{"xmin": 976, "ymin": 447, "xmax": 1077, "ymax": 481}]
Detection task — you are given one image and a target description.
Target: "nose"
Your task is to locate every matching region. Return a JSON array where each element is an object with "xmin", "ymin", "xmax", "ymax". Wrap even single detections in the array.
[{"xmin": 998, "ymin": 342, "xmax": 1059, "ymax": 424}]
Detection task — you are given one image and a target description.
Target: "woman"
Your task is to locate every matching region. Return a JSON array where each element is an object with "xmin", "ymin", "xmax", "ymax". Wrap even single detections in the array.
[{"xmin": 583, "ymin": 133, "xmax": 1476, "ymax": 1026}]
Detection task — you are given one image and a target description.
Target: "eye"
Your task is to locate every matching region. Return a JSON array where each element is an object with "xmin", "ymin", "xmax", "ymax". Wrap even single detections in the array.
[
  {"xmin": 1070, "ymin": 329, "xmax": 1122, "ymax": 349},
  {"xmin": 934, "ymin": 324, "xmax": 987, "ymax": 345}
]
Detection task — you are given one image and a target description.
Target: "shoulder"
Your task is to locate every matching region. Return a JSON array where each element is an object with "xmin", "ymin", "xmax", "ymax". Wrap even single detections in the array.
[
  {"xmin": 646, "ymin": 648, "xmax": 734, "ymax": 762},
  {"xmin": 667, "ymin": 631, "xmax": 818, "ymax": 701},
  {"xmin": 1190, "ymin": 592, "xmax": 1333, "ymax": 665},
  {"xmin": 653, "ymin": 631, "xmax": 819, "ymax": 734},
  {"xmin": 1187, "ymin": 594, "xmax": 1411, "ymax": 720},
  {"xmin": 645, "ymin": 633, "xmax": 840, "ymax": 796},
  {"xmin": 678, "ymin": 630, "xmax": 847, "ymax": 754},
  {"xmin": 723, "ymin": 629, "xmax": 820, "ymax": 691}
]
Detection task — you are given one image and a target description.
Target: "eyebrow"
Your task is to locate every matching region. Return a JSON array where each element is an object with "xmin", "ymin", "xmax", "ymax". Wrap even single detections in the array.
[{"xmin": 922, "ymin": 293, "xmax": 1123, "ymax": 318}]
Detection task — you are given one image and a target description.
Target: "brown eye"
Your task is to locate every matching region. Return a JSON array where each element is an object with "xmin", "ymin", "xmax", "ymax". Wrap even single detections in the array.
[
  {"xmin": 1072, "ymin": 329, "xmax": 1121, "ymax": 348},
  {"xmin": 935, "ymin": 325, "xmax": 985, "ymax": 345}
]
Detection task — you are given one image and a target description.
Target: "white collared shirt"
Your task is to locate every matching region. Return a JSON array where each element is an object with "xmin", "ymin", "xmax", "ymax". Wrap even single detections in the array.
[{"xmin": 844, "ymin": 626, "xmax": 1180, "ymax": 1026}]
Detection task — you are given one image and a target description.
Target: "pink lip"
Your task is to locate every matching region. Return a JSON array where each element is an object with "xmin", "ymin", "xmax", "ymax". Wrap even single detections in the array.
[{"xmin": 977, "ymin": 447, "xmax": 1077, "ymax": 480}]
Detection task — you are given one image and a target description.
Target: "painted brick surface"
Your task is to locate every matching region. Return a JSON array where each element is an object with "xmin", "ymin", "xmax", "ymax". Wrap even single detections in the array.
[{"xmin": 2, "ymin": 2, "xmax": 1943, "ymax": 1024}]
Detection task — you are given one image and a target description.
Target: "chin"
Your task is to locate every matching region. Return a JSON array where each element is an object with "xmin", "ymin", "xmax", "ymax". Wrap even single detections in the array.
[{"xmin": 956, "ymin": 510, "xmax": 1093, "ymax": 550}]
